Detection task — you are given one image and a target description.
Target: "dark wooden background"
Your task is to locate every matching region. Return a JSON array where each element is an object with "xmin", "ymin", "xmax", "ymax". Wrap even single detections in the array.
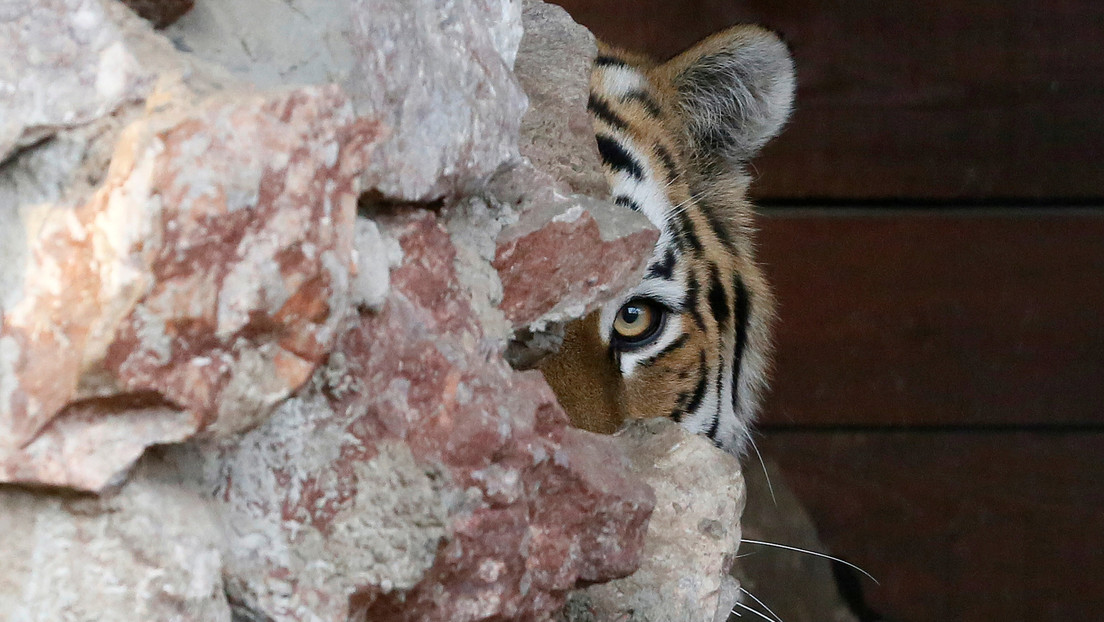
[{"xmin": 554, "ymin": 1, "xmax": 1104, "ymax": 620}]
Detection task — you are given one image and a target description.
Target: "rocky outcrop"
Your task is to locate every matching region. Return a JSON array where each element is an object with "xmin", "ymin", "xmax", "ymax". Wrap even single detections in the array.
[
  {"xmin": 164, "ymin": 0, "xmax": 527, "ymax": 202},
  {"xmin": 1, "ymin": 81, "xmax": 376, "ymax": 489},
  {"xmin": 561, "ymin": 419, "xmax": 747, "ymax": 622},
  {"xmin": 0, "ymin": 455, "xmax": 230, "ymax": 622},
  {"xmin": 203, "ymin": 209, "xmax": 655, "ymax": 620},
  {"xmin": 0, "ymin": 1, "xmax": 749, "ymax": 620}
]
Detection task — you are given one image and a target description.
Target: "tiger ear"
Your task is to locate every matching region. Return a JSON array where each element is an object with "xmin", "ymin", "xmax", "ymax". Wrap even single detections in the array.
[{"xmin": 659, "ymin": 25, "xmax": 796, "ymax": 162}]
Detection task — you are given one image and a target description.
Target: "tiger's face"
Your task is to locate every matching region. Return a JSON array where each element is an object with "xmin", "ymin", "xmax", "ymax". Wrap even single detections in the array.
[{"xmin": 540, "ymin": 26, "xmax": 795, "ymax": 455}]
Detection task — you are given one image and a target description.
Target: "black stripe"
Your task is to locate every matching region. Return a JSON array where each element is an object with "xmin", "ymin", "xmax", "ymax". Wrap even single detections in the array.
[
  {"xmin": 623, "ymin": 89, "xmax": 663, "ymax": 117},
  {"xmin": 587, "ymin": 94, "xmax": 629, "ymax": 131},
  {"xmin": 670, "ymin": 349, "xmax": 708, "ymax": 423},
  {"xmin": 614, "ymin": 195, "xmax": 641, "ymax": 211},
  {"xmin": 731, "ymin": 276, "xmax": 751, "ymax": 415},
  {"xmin": 682, "ymin": 350, "xmax": 709, "ymax": 418},
  {"xmin": 634, "ymin": 315, "xmax": 689, "ymax": 371},
  {"xmin": 595, "ymin": 134, "xmax": 643, "ymax": 180},
  {"xmin": 654, "ymin": 331, "xmax": 689, "ymax": 359},
  {"xmin": 671, "ymin": 209, "xmax": 703, "ymax": 252},
  {"xmin": 683, "ymin": 271, "xmax": 705, "ymax": 331},
  {"xmin": 703, "ymin": 206, "xmax": 734, "ymax": 247},
  {"xmin": 646, "ymin": 247, "xmax": 676, "ymax": 280},
  {"xmin": 707, "ymin": 265, "xmax": 730, "ymax": 331},
  {"xmin": 670, "ymin": 394, "xmax": 688, "ymax": 422},
  {"xmin": 693, "ymin": 192, "xmax": 735, "ymax": 248},
  {"xmin": 595, "ymin": 55, "xmax": 629, "ymax": 68},
  {"xmin": 652, "ymin": 142, "xmax": 679, "ymax": 184},
  {"xmin": 707, "ymin": 359, "xmax": 725, "ymax": 442}
]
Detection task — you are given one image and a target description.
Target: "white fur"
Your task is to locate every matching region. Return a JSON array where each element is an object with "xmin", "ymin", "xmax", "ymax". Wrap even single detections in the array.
[{"xmin": 596, "ymin": 64, "xmax": 648, "ymax": 99}]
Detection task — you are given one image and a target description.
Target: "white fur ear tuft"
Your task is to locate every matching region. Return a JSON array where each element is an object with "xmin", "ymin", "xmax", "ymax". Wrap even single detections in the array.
[{"xmin": 666, "ymin": 26, "xmax": 796, "ymax": 162}]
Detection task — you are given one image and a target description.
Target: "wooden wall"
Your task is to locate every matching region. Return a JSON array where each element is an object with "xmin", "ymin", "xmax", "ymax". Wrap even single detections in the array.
[
  {"xmin": 553, "ymin": 1, "xmax": 1104, "ymax": 620},
  {"xmin": 557, "ymin": 0, "xmax": 1104, "ymax": 202}
]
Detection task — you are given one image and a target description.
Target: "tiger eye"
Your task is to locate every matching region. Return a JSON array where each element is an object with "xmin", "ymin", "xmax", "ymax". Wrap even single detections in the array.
[{"xmin": 613, "ymin": 299, "xmax": 662, "ymax": 344}]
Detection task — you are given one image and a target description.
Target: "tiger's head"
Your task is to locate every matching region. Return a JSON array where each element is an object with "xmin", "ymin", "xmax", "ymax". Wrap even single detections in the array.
[{"xmin": 540, "ymin": 26, "xmax": 795, "ymax": 455}]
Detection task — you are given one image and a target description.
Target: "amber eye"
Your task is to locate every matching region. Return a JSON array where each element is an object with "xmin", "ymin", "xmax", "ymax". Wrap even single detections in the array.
[{"xmin": 612, "ymin": 299, "xmax": 665, "ymax": 346}]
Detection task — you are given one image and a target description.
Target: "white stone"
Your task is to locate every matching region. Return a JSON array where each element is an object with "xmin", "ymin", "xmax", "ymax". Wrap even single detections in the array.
[
  {"xmin": 0, "ymin": 456, "xmax": 231, "ymax": 621},
  {"xmin": 564, "ymin": 419, "xmax": 747, "ymax": 622},
  {"xmin": 167, "ymin": 0, "xmax": 528, "ymax": 201}
]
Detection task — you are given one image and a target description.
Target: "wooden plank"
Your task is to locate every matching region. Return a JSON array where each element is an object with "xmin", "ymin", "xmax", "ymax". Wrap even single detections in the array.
[
  {"xmin": 758, "ymin": 431, "xmax": 1104, "ymax": 622},
  {"xmin": 756, "ymin": 209, "xmax": 1104, "ymax": 427},
  {"xmin": 554, "ymin": 0, "xmax": 1104, "ymax": 201}
]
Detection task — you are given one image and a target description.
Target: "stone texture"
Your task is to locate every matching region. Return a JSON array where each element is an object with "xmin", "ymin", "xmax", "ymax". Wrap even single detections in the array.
[
  {"xmin": 516, "ymin": 0, "xmax": 608, "ymax": 197},
  {"xmin": 492, "ymin": 165, "xmax": 657, "ymax": 331},
  {"xmin": 167, "ymin": 0, "xmax": 528, "ymax": 202},
  {"xmin": 439, "ymin": 190, "xmax": 520, "ymax": 346},
  {"xmin": 350, "ymin": 216, "xmax": 404, "ymax": 313},
  {"xmin": 496, "ymin": 0, "xmax": 659, "ymax": 350},
  {"xmin": 0, "ymin": 0, "xmax": 150, "ymax": 162},
  {"xmin": 0, "ymin": 454, "xmax": 231, "ymax": 621},
  {"xmin": 210, "ymin": 210, "xmax": 655, "ymax": 622},
  {"xmin": 99, "ymin": 88, "xmax": 377, "ymax": 438},
  {"xmin": 120, "ymin": 0, "xmax": 194, "ymax": 28},
  {"xmin": 0, "ymin": 397, "xmax": 197, "ymax": 491},
  {"xmin": 431, "ymin": 0, "xmax": 657, "ymax": 365},
  {"xmin": 562, "ymin": 419, "xmax": 746, "ymax": 622},
  {"xmin": 1, "ymin": 85, "xmax": 381, "ymax": 490}
]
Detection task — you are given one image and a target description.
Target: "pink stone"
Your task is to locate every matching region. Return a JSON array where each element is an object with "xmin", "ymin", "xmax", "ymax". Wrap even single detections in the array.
[
  {"xmin": 563, "ymin": 419, "xmax": 747, "ymax": 622},
  {"xmin": 493, "ymin": 177, "xmax": 658, "ymax": 329},
  {"xmin": 216, "ymin": 210, "xmax": 654, "ymax": 622},
  {"xmin": 1, "ymin": 86, "xmax": 382, "ymax": 490},
  {"xmin": 103, "ymin": 88, "xmax": 379, "ymax": 435},
  {"xmin": 0, "ymin": 397, "xmax": 198, "ymax": 491}
]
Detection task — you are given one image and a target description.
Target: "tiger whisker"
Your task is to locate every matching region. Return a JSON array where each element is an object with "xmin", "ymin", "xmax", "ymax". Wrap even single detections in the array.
[
  {"xmin": 662, "ymin": 193, "xmax": 699, "ymax": 226},
  {"xmin": 739, "ymin": 587, "xmax": 784, "ymax": 622},
  {"xmin": 746, "ymin": 433, "xmax": 776, "ymax": 506},
  {"xmin": 731, "ymin": 599, "xmax": 779, "ymax": 622},
  {"xmin": 740, "ymin": 539, "xmax": 879, "ymax": 584}
]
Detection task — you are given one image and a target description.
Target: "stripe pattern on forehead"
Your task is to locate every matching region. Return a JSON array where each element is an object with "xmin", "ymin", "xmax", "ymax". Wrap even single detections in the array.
[{"xmin": 589, "ymin": 58, "xmax": 684, "ymax": 296}]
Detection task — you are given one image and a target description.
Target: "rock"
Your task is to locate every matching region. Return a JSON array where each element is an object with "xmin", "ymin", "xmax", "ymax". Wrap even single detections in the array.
[
  {"xmin": 562, "ymin": 419, "xmax": 746, "ymax": 622},
  {"xmin": 0, "ymin": 0, "xmax": 149, "ymax": 162},
  {"xmin": 498, "ymin": 1, "xmax": 658, "ymax": 353},
  {"xmin": 0, "ymin": 396, "xmax": 197, "ymax": 491},
  {"xmin": 492, "ymin": 165, "xmax": 657, "ymax": 331},
  {"xmin": 0, "ymin": 454, "xmax": 231, "ymax": 621},
  {"xmin": 439, "ymin": 191, "xmax": 520, "ymax": 346},
  {"xmin": 435, "ymin": 0, "xmax": 656, "ymax": 361},
  {"xmin": 166, "ymin": 0, "xmax": 528, "ymax": 202},
  {"xmin": 516, "ymin": 0, "xmax": 608, "ymax": 197},
  {"xmin": 350, "ymin": 216, "xmax": 403, "ymax": 313},
  {"xmin": 210, "ymin": 211, "xmax": 655, "ymax": 622},
  {"xmin": 120, "ymin": 0, "xmax": 194, "ymax": 28},
  {"xmin": 102, "ymin": 87, "xmax": 377, "ymax": 437},
  {"xmin": 206, "ymin": 397, "xmax": 451, "ymax": 622},
  {"xmin": 0, "ymin": 0, "xmax": 238, "ymax": 327},
  {"xmin": 1, "ymin": 85, "xmax": 382, "ymax": 490}
]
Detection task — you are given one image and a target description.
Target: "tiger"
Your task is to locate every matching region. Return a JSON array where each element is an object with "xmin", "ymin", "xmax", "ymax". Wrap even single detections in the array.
[{"xmin": 539, "ymin": 25, "xmax": 796, "ymax": 455}]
